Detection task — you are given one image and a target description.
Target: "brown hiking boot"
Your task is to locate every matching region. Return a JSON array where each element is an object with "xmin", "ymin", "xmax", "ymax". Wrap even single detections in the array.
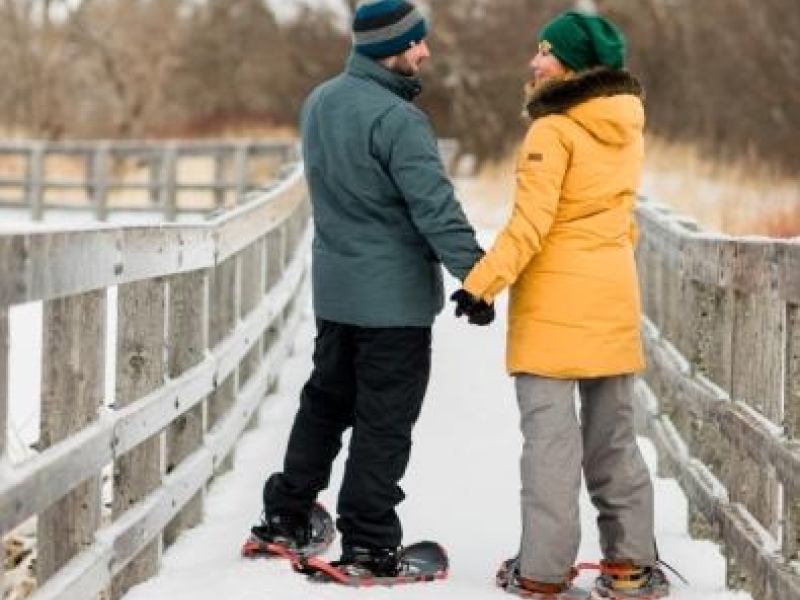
[
  {"xmin": 591, "ymin": 559, "xmax": 669, "ymax": 599},
  {"xmin": 497, "ymin": 558, "xmax": 586, "ymax": 599}
]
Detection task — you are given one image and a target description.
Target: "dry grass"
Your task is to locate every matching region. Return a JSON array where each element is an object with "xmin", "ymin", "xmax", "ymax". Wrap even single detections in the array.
[
  {"xmin": 460, "ymin": 137, "xmax": 800, "ymax": 239},
  {"xmin": 642, "ymin": 137, "xmax": 800, "ymax": 238}
]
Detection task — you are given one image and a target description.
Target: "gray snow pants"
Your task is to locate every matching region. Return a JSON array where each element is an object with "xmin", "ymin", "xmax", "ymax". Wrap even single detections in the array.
[{"xmin": 515, "ymin": 374, "xmax": 655, "ymax": 583}]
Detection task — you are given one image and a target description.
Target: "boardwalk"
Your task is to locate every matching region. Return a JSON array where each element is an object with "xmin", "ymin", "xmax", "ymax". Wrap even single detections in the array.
[
  {"xmin": 114, "ymin": 226, "xmax": 750, "ymax": 600},
  {"xmin": 4, "ymin": 161, "xmax": 791, "ymax": 600}
]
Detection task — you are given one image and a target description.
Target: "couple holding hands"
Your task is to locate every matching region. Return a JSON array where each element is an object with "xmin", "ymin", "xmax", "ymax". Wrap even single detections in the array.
[{"xmin": 250, "ymin": 2, "xmax": 667, "ymax": 598}]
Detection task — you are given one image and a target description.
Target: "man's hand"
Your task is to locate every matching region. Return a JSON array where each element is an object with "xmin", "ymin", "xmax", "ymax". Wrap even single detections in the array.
[{"xmin": 450, "ymin": 289, "xmax": 495, "ymax": 326}]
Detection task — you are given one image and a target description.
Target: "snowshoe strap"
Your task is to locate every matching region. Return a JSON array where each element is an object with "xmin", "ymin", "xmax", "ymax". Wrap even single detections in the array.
[
  {"xmin": 657, "ymin": 558, "xmax": 688, "ymax": 584},
  {"xmin": 517, "ymin": 566, "xmax": 580, "ymax": 593},
  {"xmin": 599, "ymin": 561, "xmax": 650, "ymax": 591}
]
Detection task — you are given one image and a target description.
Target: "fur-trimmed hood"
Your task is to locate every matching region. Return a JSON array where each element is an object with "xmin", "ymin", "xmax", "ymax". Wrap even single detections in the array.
[{"xmin": 525, "ymin": 68, "xmax": 644, "ymax": 146}]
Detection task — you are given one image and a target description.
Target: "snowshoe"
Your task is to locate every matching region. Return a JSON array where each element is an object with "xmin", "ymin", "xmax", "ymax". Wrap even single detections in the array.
[
  {"xmin": 496, "ymin": 557, "xmax": 590, "ymax": 599},
  {"xmin": 300, "ymin": 540, "xmax": 448, "ymax": 586},
  {"xmin": 241, "ymin": 503, "xmax": 334, "ymax": 562},
  {"xmin": 590, "ymin": 560, "xmax": 669, "ymax": 599}
]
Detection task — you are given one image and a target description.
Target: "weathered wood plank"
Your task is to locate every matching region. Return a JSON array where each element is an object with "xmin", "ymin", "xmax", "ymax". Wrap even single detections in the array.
[
  {"xmin": 265, "ymin": 226, "xmax": 285, "ymax": 291},
  {"xmin": 786, "ymin": 303, "xmax": 800, "ymax": 565},
  {"xmin": 208, "ymin": 256, "xmax": 237, "ymax": 473},
  {"xmin": 238, "ymin": 240, "xmax": 263, "ymax": 388},
  {"xmin": 234, "ymin": 144, "xmax": 249, "ymax": 202},
  {"xmin": 160, "ymin": 145, "xmax": 178, "ymax": 222},
  {"xmin": 111, "ymin": 278, "xmax": 166, "ymax": 599},
  {"xmin": 0, "ymin": 307, "xmax": 7, "ymax": 461},
  {"xmin": 92, "ymin": 145, "xmax": 110, "ymax": 222},
  {"xmin": 262, "ymin": 226, "xmax": 287, "ymax": 355},
  {"xmin": 784, "ymin": 484, "xmax": 800, "ymax": 566},
  {"xmin": 730, "ymin": 287, "xmax": 783, "ymax": 421},
  {"xmin": 213, "ymin": 168, "xmax": 306, "ymax": 262},
  {"xmin": 708, "ymin": 242, "xmax": 738, "ymax": 394},
  {"xmin": 37, "ymin": 290, "xmax": 105, "ymax": 585},
  {"xmin": 728, "ymin": 269, "xmax": 782, "ymax": 536},
  {"xmin": 787, "ymin": 303, "xmax": 800, "ymax": 441},
  {"xmin": 777, "ymin": 242, "xmax": 800, "ymax": 304},
  {"xmin": 28, "ymin": 144, "xmax": 44, "ymax": 221},
  {"xmin": 0, "ymin": 227, "xmax": 214, "ymax": 308},
  {"xmin": 164, "ymin": 270, "xmax": 206, "ymax": 547},
  {"xmin": 213, "ymin": 154, "xmax": 227, "ymax": 208}
]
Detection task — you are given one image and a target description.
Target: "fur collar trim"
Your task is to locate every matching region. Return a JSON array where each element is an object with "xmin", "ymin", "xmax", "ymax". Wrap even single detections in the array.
[{"xmin": 526, "ymin": 68, "xmax": 643, "ymax": 120}]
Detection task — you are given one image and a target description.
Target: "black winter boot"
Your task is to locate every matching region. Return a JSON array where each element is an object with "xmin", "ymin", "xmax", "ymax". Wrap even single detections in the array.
[
  {"xmin": 250, "ymin": 513, "xmax": 311, "ymax": 549},
  {"xmin": 332, "ymin": 546, "xmax": 401, "ymax": 577}
]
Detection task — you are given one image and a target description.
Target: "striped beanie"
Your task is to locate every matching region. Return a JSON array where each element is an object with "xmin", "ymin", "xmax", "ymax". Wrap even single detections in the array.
[{"xmin": 352, "ymin": 0, "xmax": 428, "ymax": 59}]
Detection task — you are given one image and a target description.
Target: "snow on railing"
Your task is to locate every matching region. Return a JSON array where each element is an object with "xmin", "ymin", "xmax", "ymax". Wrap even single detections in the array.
[
  {"xmin": 0, "ymin": 156, "xmax": 311, "ymax": 600},
  {"xmin": 633, "ymin": 198, "xmax": 800, "ymax": 600}
]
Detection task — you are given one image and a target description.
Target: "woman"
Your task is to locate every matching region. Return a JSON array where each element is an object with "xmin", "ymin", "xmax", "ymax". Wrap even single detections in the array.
[{"xmin": 451, "ymin": 10, "xmax": 668, "ymax": 600}]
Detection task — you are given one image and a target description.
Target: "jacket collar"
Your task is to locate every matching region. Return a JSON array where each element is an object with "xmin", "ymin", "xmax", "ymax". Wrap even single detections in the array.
[
  {"xmin": 346, "ymin": 51, "xmax": 422, "ymax": 101},
  {"xmin": 526, "ymin": 68, "xmax": 642, "ymax": 120}
]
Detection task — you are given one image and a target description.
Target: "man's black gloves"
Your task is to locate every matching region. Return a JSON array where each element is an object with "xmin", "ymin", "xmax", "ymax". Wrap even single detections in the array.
[{"xmin": 450, "ymin": 289, "xmax": 495, "ymax": 326}]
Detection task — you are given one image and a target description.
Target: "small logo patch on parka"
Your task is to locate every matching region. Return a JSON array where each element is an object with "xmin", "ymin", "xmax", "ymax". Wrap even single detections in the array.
[{"xmin": 528, "ymin": 152, "xmax": 543, "ymax": 162}]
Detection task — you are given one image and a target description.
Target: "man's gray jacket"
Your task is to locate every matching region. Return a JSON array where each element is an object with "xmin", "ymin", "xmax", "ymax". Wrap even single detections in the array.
[{"xmin": 301, "ymin": 51, "xmax": 483, "ymax": 327}]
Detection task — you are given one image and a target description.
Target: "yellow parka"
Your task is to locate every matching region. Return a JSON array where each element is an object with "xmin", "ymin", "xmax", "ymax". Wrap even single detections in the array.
[{"xmin": 464, "ymin": 69, "xmax": 646, "ymax": 378}]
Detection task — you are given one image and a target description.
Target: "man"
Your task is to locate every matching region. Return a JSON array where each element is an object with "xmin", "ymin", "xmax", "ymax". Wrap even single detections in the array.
[{"xmin": 251, "ymin": 0, "xmax": 492, "ymax": 578}]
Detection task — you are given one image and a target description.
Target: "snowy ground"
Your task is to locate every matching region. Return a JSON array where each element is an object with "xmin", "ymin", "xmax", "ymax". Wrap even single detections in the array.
[{"xmin": 119, "ymin": 269, "xmax": 750, "ymax": 600}]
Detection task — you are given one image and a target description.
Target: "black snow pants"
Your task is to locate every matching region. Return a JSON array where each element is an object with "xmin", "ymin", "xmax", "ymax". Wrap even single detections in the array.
[{"xmin": 263, "ymin": 318, "xmax": 432, "ymax": 550}]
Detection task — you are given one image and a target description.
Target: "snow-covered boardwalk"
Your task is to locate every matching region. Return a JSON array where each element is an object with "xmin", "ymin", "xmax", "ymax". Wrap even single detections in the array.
[
  {"xmin": 121, "ymin": 273, "xmax": 749, "ymax": 600},
  {"xmin": 6, "ymin": 169, "xmax": 793, "ymax": 600}
]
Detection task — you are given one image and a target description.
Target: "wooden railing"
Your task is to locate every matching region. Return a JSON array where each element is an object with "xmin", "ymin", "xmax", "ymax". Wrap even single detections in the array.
[
  {"xmin": 0, "ymin": 158, "xmax": 311, "ymax": 600},
  {"xmin": 0, "ymin": 139, "xmax": 297, "ymax": 221},
  {"xmin": 633, "ymin": 199, "xmax": 800, "ymax": 600}
]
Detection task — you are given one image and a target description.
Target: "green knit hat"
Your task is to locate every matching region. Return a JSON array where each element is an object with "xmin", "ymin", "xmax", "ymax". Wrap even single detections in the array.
[{"xmin": 538, "ymin": 11, "xmax": 626, "ymax": 72}]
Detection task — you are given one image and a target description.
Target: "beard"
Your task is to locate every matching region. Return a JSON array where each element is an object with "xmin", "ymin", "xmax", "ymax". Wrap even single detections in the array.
[{"xmin": 387, "ymin": 55, "xmax": 421, "ymax": 77}]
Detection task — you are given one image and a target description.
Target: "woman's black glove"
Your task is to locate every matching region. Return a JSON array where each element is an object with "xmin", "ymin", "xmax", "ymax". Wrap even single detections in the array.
[{"xmin": 450, "ymin": 289, "xmax": 495, "ymax": 326}]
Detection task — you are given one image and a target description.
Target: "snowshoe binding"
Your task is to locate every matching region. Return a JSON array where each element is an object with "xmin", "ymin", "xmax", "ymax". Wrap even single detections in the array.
[
  {"xmin": 301, "ymin": 540, "xmax": 448, "ymax": 586},
  {"xmin": 496, "ymin": 557, "xmax": 590, "ymax": 599},
  {"xmin": 590, "ymin": 560, "xmax": 669, "ymax": 599},
  {"xmin": 241, "ymin": 503, "xmax": 334, "ymax": 562}
]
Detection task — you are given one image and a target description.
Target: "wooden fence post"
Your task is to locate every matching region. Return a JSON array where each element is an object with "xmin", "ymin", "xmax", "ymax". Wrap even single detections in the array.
[
  {"xmin": 262, "ymin": 227, "xmax": 286, "ymax": 358},
  {"xmin": 234, "ymin": 144, "xmax": 250, "ymax": 204},
  {"xmin": 208, "ymin": 258, "xmax": 237, "ymax": 474},
  {"xmin": 93, "ymin": 144, "xmax": 110, "ymax": 222},
  {"xmin": 0, "ymin": 307, "xmax": 5, "ymax": 600},
  {"xmin": 37, "ymin": 290, "xmax": 105, "ymax": 584},
  {"xmin": 785, "ymin": 303, "xmax": 800, "ymax": 563},
  {"xmin": 0, "ymin": 307, "xmax": 7, "ymax": 462},
  {"xmin": 27, "ymin": 144, "xmax": 45, "ymax": 221},
  {"xmin": 111, "ymin": 279, "xmax": 167, "ymax": 599},
  {"xmin": 239, "ymin": 240, "xmax": 264, "ymax": 390},
  {"xmin": 148, "ymin": 152, "xmax": 160, "ymax": 206},
  {"xmin": 160, "ymin": 145, "xmax": 178, "ymax": 222},
  {"xmin": 213, "ymin": 153, "xmax": 227, "ymax": 208},
  {"xmin": 164, "ymin": 270, "xmax": 207, "ymax": 548}
]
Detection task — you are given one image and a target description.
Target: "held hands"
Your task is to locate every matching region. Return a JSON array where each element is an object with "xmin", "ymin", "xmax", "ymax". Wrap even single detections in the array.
[{"xmin": 450, "ymin": 289, "xmax": 495, "ymax": 326}]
